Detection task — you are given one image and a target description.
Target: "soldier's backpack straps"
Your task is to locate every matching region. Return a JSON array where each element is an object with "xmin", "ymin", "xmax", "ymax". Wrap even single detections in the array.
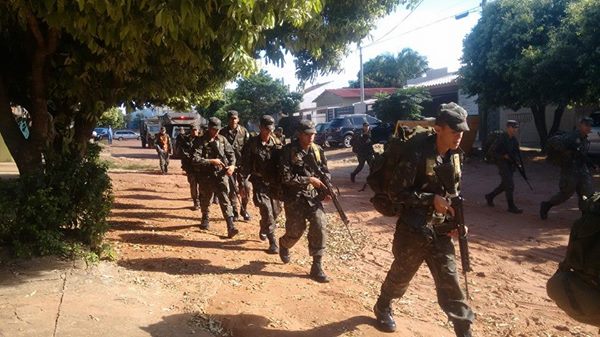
[{"xmin": 310, "ymin": 143, "xmax": 322, "ymax": 164}]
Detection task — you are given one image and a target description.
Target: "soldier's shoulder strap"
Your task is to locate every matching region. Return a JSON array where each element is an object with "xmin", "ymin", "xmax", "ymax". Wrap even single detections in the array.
[{"xmin": 310, "ymin": 143, "xmax": 322, "ymax": 164}]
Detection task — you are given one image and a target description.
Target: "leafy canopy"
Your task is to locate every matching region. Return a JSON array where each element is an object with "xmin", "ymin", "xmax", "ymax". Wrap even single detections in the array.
[
  {"xmin": 349, "ymin": 48, "xmax": 428, "ymax": 88},
  {"xmin": 372, "ymin": 87, "xmax": 431, "ymax": 123}
]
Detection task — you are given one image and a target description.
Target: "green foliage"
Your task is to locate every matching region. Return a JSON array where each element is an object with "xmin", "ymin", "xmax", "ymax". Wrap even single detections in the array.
[
  {"xmin": 0, "ymin": 143, "xmax": 113, "ymax": 257},
  {"xmin": 225, "ymin": 70, "xmax": 302, "ymax": 122},
  {"xmin": 98, "ymin": 107, "xmax": 125, "ymax": 129},
  {"xmin": 349, "ymin": 48, "xmax": 428, "ymax": 88},
  {"xmin": 372, "ymin": 87, "xmax": 431, "ymax": 123}
]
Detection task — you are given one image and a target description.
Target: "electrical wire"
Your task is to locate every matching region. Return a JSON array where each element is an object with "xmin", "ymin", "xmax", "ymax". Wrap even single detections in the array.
[{"xmin": 369, "ymin": 0, "xmax": 426, "ymax": 45}]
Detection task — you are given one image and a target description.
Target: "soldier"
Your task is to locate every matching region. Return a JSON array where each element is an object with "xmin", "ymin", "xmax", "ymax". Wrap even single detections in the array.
[
  {"xmin": 155, "ymin": 126, "xmax": 172, "ymax": 174},
  {"xmin": 194, "ymin": 117, "xmax": 239, "ymax": 238},
  {"xmin": 540, "ymin": 117, "xmax": 595, "ymax": 219},
  {"xmin": 241, "ymin": 115, "xmax": 283, "ymax": 254},
  {"xmin": 274, "ymin": 126, "xmax": 287, "ymax": 145},
  {"xmin": 278, "ymin": 120, "xmax": 331, "ymax": 283},
  {"xmin": 350, "ymin": 122, "xmax": 375, "ymax": 183},
  {"xmin": 485, "ymin": 120, "xmax": 523, "ymax": 214},
  {"xmin": 174, "ymin": 126, "xmax": 187, "ymax": 158},
  {"xmin": 373, "ymin": 103, "xmax": 474, "ymax": 336},
  {"xmin": 181, "ymin": 126, "xmax": 203, "ymax": 210},
  {"xmin": 220, "ymin": 110, "xmax": 251, "ymax": 221}
]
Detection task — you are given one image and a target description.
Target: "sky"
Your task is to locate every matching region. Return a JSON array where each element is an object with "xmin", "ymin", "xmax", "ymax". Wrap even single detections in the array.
[{"xmin": 260, "ymin": 0, "xmax": 483, "ymax": 91}]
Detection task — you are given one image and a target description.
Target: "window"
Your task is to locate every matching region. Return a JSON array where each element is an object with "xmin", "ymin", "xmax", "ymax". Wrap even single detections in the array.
[
  {"xmin": 367, "ymin": 116, "xmax": 381, "ymax": 124},
  {"xmin": 351, "ymin": 117, "xmax": 365, "ymax": 126}
]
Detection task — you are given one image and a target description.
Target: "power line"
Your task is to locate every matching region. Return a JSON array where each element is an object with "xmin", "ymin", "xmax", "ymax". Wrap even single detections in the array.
[
  {"xmin": 364, "ymin": 5, "xmax": 481, "ymax": 49},
  {"xmin": 369, "ymin": 0, "xmax": 425, "ymax": 45}
]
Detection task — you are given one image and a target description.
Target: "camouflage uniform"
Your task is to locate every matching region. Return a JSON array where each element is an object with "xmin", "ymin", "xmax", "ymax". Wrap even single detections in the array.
[
  {"xmin": 193, "ymin": 123, "xmax": 238, "ymax": 236},
  {"xmin": 155, "ymin": 130, "xmax": 172, "ymax": 174},
  {"xmin": 242, "ymin": 118, "xmax": 283, "ymax": 253},
  {"xmin": 220, "ymin": 122, "xmax": 251, "ymax": 219},
  {"xmin": 485, "ymin": 130, "xmax": 522, "ymax": 212},
  {"xmin": 279, "ymin": 140, "xmax": 329, "ymax": 257},
  {"xmin": 542, "ymin": 130, "xmax": 594, "ymax": 215},
  {"xmin": 350, "ymin": 131, "xmax": 375, "ymax": 181},
  {"xmin": 180, "ymin": 132, "xmax": 203, "ymax": 208}
]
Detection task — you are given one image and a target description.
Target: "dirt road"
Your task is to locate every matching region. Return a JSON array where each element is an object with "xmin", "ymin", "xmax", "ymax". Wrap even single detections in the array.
[{"xmin": 99, "ymin": 139, "xmax": 599, "ymax": 336}]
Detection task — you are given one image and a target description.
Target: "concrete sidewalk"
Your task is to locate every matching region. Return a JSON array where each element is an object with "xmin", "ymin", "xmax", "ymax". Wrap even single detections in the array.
[{"xmin": 0, "ymin": 257, "xmax": 213, "ymax": 337}]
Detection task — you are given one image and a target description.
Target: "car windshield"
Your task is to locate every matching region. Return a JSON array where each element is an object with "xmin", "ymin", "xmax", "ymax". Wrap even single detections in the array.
[
  {"xmin": 148, "ymin": 125, "xmax": 160, "ymax": 133},
  {"xmin": 329, "ymin": 118, "xmax": 347, "ymax": 127},
  {"xmin": 315, "ymin": 123, "xmax": 329, "ymax": 132}
]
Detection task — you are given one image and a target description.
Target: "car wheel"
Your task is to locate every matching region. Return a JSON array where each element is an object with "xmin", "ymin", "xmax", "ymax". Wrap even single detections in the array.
[
  {"xmin": 118, "ymin": 137, "xmax": 123, "ymax": 141},
  {"xmin": 137, "ymin": 136, "xmax": 141, "ymax": 140},
  {"xmin": 343, "ymin": 134, "xmax": 353, "ymax": 148}
]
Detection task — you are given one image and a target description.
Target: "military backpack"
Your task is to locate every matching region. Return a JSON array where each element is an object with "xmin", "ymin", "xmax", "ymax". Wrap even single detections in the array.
[
  {"xmin": 482, "ymin": 130, "xmax": 504, "ymax": 164},
  {"xmin": 366, "ymin": 126, "xmax": 434, "ymax": 216},
  {"xmin": 545, "ymin": 131, "xmax": 567, "ymax": 166}
]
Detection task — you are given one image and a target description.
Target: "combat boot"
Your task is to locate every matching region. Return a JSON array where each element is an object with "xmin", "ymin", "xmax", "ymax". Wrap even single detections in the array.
[
  {"xmin": 232, "ymin": 209, "xmax": 240, "ymax": 221},
  {"xmin": 309, "ymin": 256, "xmax": 329, "ymax": 283},
  {"xmin": 192, "ymin": 199, "xmax": 200, "ymax": 211},
  {"xmin": 484, "ymin": 193, "xmax": 495, "ymax": 207},
  {"xmin": 226, "ymin": 216, "xmax": 239, "ymax": 238},
  {"xmin": 540, "ymin": 201, "xmax": 551, "ymax": 220},
  {"xmin": 279, "ymin": 238, "xmax": 290, "ymax": 263},
  {"xmin": 453, "ymin": 321, "xmax": 473, "ymax": 337},
  {"xmin": 241, "ymin": 208, "xmax": 251, "ymax": 221},
  {"xmin": 373, "ymin": 297, "xmax": 396, "ymax": 333},
  {"xmin": 266, "ymin": 233, "xmax": 278, "ymax": 254},
  {"xmin": 199, "ymin": 214, "xmax": 209, "ymax": 230},
  {"xmin": 507, "ymin": 205, "xmax": 523, "ymax": 214}
]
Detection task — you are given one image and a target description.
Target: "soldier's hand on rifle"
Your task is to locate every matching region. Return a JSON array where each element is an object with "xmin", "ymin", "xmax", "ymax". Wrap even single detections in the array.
[
  {"xmin": 434, "ymin": 195, "xmax": 455, "ymax": 217},
  {"xmin": 209, "ymin": 159, "xmax": 226, "ymax": 168},
  {"xmin": 448, "ymin": 225, "xmax": 468, "ymax": 238},
  {"xmin": 308, "ymin": 176, "xmax": 325, "ymax": 189},
  {"xmin": 225, "ymin": 165, "xmax": 235, "ymax": 176}
]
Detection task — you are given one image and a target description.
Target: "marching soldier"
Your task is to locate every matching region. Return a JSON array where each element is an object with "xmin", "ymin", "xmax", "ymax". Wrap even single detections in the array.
[
  {"xmin": 274, "ymin": 126, "xmax": 287, "ymax": 145},
  {"xmin": 278, "ymin": 120, "xmax": 331, "ymax": 283},
  {"xmin": 485, "ymin": 120, "xmax": 523, "ymax": 214},
  {"xmin": 241, "ymin": 115, "xmax": 283, "ymax": 254},
  {"xmin": 220, "ymin": 110, "xmax": 252, "ymax": 221},
  {"xmin": 540, "ymin": 117, "xmax": 595, "ymax": 219},
  {"xmin": 350, "ymin": 122, "xmax": 375, "ymax": 183},
  {"xmin": 155, "ymin": 126, "xmax": 172, "ymax": 174},
  {"xmin": 194, "ymin": 117, "xmax": 239, "ymax": 238},
  {"xmin": 181, "ymin": 126, "xmax": 203, "ymax": 210},
  {"xmin": 373, "ymin": 103, "xmax": 474, "ymax": 336}
]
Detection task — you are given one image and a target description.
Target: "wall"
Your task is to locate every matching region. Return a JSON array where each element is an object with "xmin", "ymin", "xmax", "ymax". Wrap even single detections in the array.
[
  {"xmin": 313, "ymin": 92, "xmax": 358, "ymax": 109},
  {"xmin": 497, "ymin": 105, "xmax": 577, "ymax": 146}
]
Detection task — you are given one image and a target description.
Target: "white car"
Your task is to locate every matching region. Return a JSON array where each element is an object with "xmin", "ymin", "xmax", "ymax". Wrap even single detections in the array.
[{"xmin": 114, "ymin": 130, "xmax": 140, "ymax": 141}]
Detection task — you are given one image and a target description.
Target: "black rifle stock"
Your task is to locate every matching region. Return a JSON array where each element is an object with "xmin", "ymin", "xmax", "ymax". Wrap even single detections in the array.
[
  {"xmin": 304, "ymin": 152, "xmax": 354, "ymax": 244},
  {"xmin": 512, "ymin": 152, "xmax": 534, "ymax": 191},
  {"xmin": 434, "ymin": 162, "xmax": 472, "ymax": 299}
]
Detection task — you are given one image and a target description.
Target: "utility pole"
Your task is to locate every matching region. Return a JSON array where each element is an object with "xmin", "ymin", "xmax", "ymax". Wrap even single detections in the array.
[{"xmin": 359, "ymin": 42, "xmax": 365, "ymax": 105}]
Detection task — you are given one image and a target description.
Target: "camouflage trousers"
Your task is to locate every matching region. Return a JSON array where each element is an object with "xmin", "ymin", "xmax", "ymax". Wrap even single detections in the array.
[
  {"xmin": 198, "ymin": 175, "xmax": 234, "ymax": 220},
  {"xmin": 186, "ymin": 172, "xmax": 201, "ymax": 202},
  {"xmin": 547, "ymin": 168, "xmax": 593, "ymax": 210},
  {"xmin": 157, "ymin": 150, "xmax": 170, "ymax": 173},
  {"xmin": 351, "ymin": 154, "xmax": 374, "ymax": 176},
  {"xmin": 252, "ymin": 179, "xmax": 282, "ymax": 236},
  {"xmin": 488, "ymin": 161, "xmax": 515, "ymax": 204},
  {"xmin": 228, "ymin": 172, "xmax": 251, "ymax": 214},
  {"xmin": 280, "ymin": 198, "xmax": 327, "ymax": 257},
  {"xmin": 380, "ymin": 220, "xmax": 474, "ymax": 325}
]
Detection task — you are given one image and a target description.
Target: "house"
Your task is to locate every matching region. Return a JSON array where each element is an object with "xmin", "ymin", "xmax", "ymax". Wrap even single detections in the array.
[{"xmin": 311, "ymin": 87, "xmax": 398, "ymax": 122}]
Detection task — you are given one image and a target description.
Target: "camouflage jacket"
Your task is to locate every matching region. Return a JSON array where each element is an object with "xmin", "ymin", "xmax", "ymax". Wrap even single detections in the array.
[
  {"xmin": 241, "ymin": 134, "xmax": 282, "ymax": 184},
  {"xmin": 352, "ymin": 132, "xmax": 375, "ymax": 157},
  {"xmin": 180, "ymin": 135, "xmax": 203, "ymax": 171},
  {"xmin": 192, "ymin": 134, "xmax": 236, "ymax": 177},
  {"xmin": 389, "ymin": 134, "xmax": 462, "ymax": 230},
  {"xmin": 494, "ymin": 132, "xmax": 520, "ymax": 165},
  {"xmin": 562, "ymin": 130, "xmax": 591, "ymax": 170},
  {"xmin": 219, "ymin": 125, "xmax": 249, "ymax": 161},
  {"xmin": 279, "ymin": 140, "xmax": 329, "ymax": 203},
  {"xmin": 155, "ymin": 132, "xmax": 172, "ymax": 153}
]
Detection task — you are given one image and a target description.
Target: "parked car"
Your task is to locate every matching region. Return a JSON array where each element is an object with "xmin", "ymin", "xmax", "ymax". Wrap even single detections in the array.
[
  {"xmin": 113, "ymin": 130, "xmax": 140, "ymax": 141},
  {"xmin": 314, "ymin": 122, "xmax": 330, "ymax": 147},
  {"xmin": 325, "ymin": 114, "xmax": 382, "ymax": 148},
  {"xmin": 370, "ymin": 122, "xmax": 394, "ymax": 144},
  {"xmin": 93, "ymin": 127, "xmax": 110, "ymax": 141},
  {"xmin": 588, "ymin": 112, "xmax": 600, "ymax": 156}
]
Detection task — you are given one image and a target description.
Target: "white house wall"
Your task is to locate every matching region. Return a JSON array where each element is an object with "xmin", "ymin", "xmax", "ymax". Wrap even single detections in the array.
[{"xmin": 498, "ymin": 106, "xmax": 576, "ymax": 146}]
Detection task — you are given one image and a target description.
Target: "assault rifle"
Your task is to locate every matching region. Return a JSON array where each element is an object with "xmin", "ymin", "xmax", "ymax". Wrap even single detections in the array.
[
  {"xmin": 304, "ymin": 152, "xmax": 355, "ymax": 244},
  {"xmin": 511, "ymin": 152, "xmax": 534, "ymax": 191},
  {"xmin": 434, "ymin": 162, "xmax": 472, "ymax": 299}
]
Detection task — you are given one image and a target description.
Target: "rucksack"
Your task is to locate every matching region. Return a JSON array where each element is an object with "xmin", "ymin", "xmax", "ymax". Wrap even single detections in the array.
[
  {"xmin": 366, "ymin": 126, "xmax": 435, "ymax": 216},
  {"xmin": 482, "ymin": 130, "xmax": 504, "ymax": 164},
  {"xmin": 546, "ymin": 131, "xmax": 567, "ymax": 166},
  {"xmin": 547, "ymin": 192, "xmax": 600, "ymax": 327}
]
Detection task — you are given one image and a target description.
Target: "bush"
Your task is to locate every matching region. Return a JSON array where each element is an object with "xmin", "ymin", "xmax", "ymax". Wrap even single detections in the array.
[{"xmin": 0, "ymin": 143, "xmax": 114, "ymax": 257}]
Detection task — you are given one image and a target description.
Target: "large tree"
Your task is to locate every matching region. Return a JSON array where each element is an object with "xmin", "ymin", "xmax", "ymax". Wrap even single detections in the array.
[
  {"xmin": 227, "ymin": 70, "xmax": 303, "ymax": 122},
  {"xmin": 1, "ymin": 0, "xmax": 419, "ymax": 175},
  {"xmin": 372, "ymin": 87, "xmax": 431, "ymax": 123},
  {"xmin": 349, "ymin": 48, "xmax": 428, "ymax": 88},
  {"xmin": 460, "ymin": 0, "xmax": 577, "ymax": 148}
]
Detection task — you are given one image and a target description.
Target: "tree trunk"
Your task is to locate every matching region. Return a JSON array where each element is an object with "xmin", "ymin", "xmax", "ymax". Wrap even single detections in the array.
[
  {"xmin": 549, "ymin": 104, "xmax": 565, "ymax": 136},
  {"xmin": 0, "ymin": 76, "xmax": 43, "ymax": 174},
  {"xmin": 530, "ymin": 104, "xmax": 548, "ymax": 151}
]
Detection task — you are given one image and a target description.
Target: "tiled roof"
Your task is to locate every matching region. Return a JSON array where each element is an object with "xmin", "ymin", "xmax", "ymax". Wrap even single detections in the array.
[{"xmin": 406, "ymin": 74, "xmax": 458, "ymax": 89}]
